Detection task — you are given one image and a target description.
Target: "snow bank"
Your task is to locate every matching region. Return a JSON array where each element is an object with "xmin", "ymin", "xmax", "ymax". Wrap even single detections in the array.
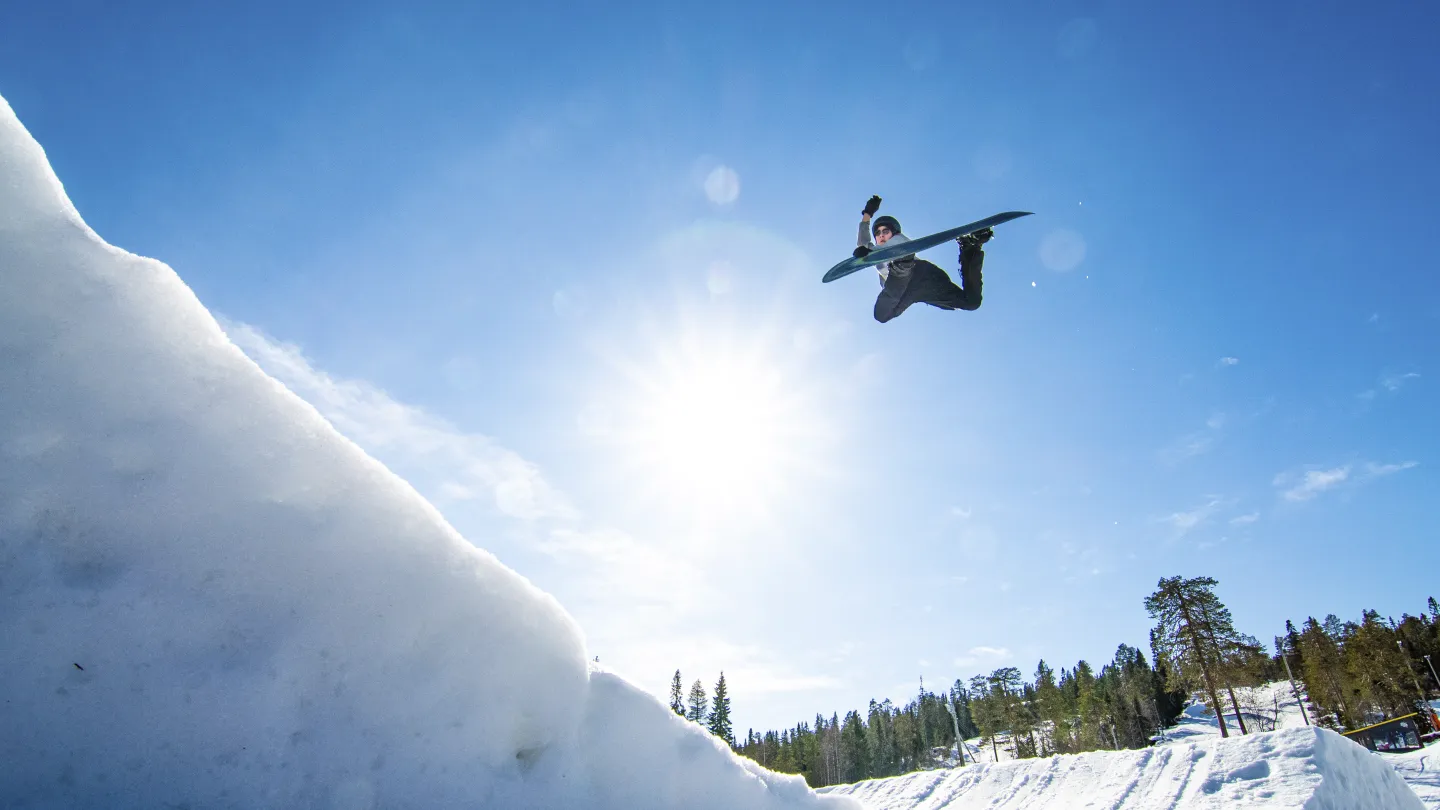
[
  {"xmin": 823, "ymin": 727, "xmax": 1425, "ymax": 809},
  {"xmin": 1389, "ymin": 746, "xmax": 1440, "ymax": 809},
  {"xmin": 0, "ymin": 93, "xmax": 856, "ymax": 809}
]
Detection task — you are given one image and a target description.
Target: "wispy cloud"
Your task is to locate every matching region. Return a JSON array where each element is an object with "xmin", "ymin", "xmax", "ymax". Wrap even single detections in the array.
[
  {"xmin": 619, "ymin": 636, "xmax": 843, "ymax": 699},
  {"xmin": 226, "ymin": 321, "xmax": 575, "ymax": 521},
  {"xmin": 1382, "ymin": 372, "xmax": 1420, "ymax": 392},
  {"xmin": 1230, "ymin": 512, "xmax": 1260, "ymax": 525},
  {"xmin": 1274, "ymin": 461, "xmax": 1418, "ymax": 502},
  {"xmin": 954, "ymin": 645, "xmax": 1012, "ymax": 669},
  {"xmin": 1160, "ymin": 412, "xmax": 1227, "ymax": 465},
  {"xmin": 1162, "ymin": 498, "xmax": 1225, "ymax": 535},
  {"xmin": 1277, "ymin": 467, "xmax": 1351, "ymax": 501},
  {"xmin": 1159, "ymin": 433, "xmax": 1215, "ymax": 464},
  {"xmin": 1361, "ymin": 371, "xmax": 1420, "ymax": 400},
  {"xmin": 1219, "ymin": 357, "xmax": 1239, "ymax": 367},
  {"xmin": 539, "ymin": 527, "xmax": 709, "ymax": 611},
  {"xmin": 1364, "ymin": 461, "xmax": 1419, "ymax": 478}
]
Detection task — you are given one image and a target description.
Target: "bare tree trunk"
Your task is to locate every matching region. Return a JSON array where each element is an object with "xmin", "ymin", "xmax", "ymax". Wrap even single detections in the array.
[
  {"xmin": 1225, "ymin": 683, "xmax": 1249, "ymax": 735},
  {"xmin": 1178, "ymin": 601, "xmax": 1229, "ymax": 738}
]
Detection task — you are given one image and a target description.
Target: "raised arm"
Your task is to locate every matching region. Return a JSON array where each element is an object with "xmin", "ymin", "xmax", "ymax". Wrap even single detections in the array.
[{"xmin": 856, "ymin": 194, "xmax": 882, "ymax": 252}]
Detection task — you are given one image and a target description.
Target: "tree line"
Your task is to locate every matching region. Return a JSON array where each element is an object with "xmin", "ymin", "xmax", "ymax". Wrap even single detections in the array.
[{"xmin": 673, "ymin": 577, "xmax": 1440, "ymax": 789}]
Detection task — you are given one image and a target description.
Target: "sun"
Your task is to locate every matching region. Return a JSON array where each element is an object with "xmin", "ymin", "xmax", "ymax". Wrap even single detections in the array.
[
  {"xmin": 601, "ymin": 329, "xmax": 825, "ymax": 525},
  {"xmin": 641, "ymin": 353, "xmax": 784, "ymax": 497}
]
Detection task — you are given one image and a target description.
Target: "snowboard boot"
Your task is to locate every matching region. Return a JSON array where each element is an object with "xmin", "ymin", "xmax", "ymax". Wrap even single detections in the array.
[{"xmin": 958, "ymin": 228, "xmax": 993, "ymax": 251}]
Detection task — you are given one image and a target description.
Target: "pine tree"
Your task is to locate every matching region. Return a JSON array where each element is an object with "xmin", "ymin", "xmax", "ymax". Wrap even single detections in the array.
[
  {"xmin": 687, "ymin": 678, "xmax": 709, "ymax": 723},
  {"xmin": 708, "ymin": 672, "xmax": 734, "ymax": 745},
  {"xmin": 1345, "ymin": 611, "xmax": 1419, "ymax": 721},
  {"xmin": 1296, "ymin": 615, "xmax": 1353, "ymax": 728},
  {"xmin": 969, "ymin": 674, "xmax": 1005, "ymax": 761},
  {"xmin": 1145, "ymin": 575, "xmax": 1237, "ymax": 737},
  {"xmin": 670, "ymin": 669, "xmax": 685, "ymax": 716},
  {"xmin": 839, "ymin": 710, "xmax": 870, "ymax": 782}
]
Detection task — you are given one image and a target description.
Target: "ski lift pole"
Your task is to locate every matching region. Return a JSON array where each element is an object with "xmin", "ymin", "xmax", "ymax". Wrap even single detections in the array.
[
  {"xmin": 1281, "ymin": 653, "xmax": 1310, "ymax": 726},
  {"xmin": 1424, "ymin": 655, "xmax": 1440, "ymax": 728},
  {"xmin": 1398, "ymin": 639, "xmax": 1432, "ymax": 729},
  {"xmin": 945, "ymin": 695, "xmax": 966, "ymax": 766}
]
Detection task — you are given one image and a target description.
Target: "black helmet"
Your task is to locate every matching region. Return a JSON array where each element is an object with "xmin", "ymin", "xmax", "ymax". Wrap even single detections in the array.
[{"xmin": 872, "ymin": 215, "xmax": 901, "ymax": 238}]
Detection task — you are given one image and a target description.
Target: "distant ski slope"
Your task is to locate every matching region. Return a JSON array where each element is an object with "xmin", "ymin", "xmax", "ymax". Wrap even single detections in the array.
[{"xmin": 822, "ymin": 726, "xmax": 1425, "ymax": 809}]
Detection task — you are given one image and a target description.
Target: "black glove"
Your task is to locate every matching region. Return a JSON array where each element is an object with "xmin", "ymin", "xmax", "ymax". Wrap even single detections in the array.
[
  {"xmin": 853, "ymin": 245, "xmax": 872, "ymax": 258},
  {"xmin": 957, "ymin": 228, "xmax": 993, "ymax": 250},
  {"xmin": 862, "ymin": 195, "xmax": 882, "ymax": 217}
]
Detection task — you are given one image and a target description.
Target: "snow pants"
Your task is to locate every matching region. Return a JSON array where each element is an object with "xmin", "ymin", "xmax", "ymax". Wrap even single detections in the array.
[{"xmin": 873, "ymin": 245, "xmax": 984, "ymax": 323}]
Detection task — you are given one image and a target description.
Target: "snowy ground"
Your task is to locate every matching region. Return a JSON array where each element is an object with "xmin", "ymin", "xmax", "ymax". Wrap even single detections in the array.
[
  {"xmin": 824, "ymin": 685, "xmax": 1434, "ymax": 809},
  {"xmin": 1392, "ymin": 746, "xmax": 1440, "ymax": 809},
  {"xmin": 0, "ymin": 93, "xmax": 859, "ymax": 808},
  {"xmin": 824, "ymin": 726, "xmax": 1425, "ymax": 809}
]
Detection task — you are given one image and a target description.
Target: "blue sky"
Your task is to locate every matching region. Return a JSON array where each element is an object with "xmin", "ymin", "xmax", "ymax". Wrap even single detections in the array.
[{"xmin": 4, "ymin": 1, "xmax": 1437, "ymax": 734}]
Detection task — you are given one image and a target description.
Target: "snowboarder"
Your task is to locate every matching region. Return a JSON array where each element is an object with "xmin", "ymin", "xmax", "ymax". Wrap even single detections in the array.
[{"xmin": 853, "ymin": 195, "xmax": 991, "ymax": 323}]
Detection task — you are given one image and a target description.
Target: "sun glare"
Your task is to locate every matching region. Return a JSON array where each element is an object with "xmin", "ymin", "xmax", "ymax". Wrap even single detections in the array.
[
  {"xmin": 604, "ymin": 332, "xmax": 825, "ymax": 525},
  {"xmin": 643, "ymin": 356, "xmax": 784, "ymax": 496}
]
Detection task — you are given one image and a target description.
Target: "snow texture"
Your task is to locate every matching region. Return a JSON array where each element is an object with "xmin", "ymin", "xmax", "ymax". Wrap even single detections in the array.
[
  {"xmin": 824, "ymin": 727, "xmax": 1426, "ymax": 809},
  {"xmin": 0, "ymin": 92, "xmax": 857, "ymax": 809},
  {"xmin": 1390, "ymin": 746, "xmax": 1440, "ymax": 809}
]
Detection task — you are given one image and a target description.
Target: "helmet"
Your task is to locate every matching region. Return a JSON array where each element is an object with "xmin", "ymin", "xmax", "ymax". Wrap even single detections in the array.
[{"xmin": 872, "ymin": 215, "xmax": 901, "ymax": 238}]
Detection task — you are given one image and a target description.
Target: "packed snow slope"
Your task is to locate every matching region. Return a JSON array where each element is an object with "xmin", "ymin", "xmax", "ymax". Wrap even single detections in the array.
[
  {"xmin": 823, "ymin": 727, "xmax": 1425, "ymax": 810},
  {"xmin": 1391, "ymin": 745, "xmax": 1440, "ymax": 810},
  {"xmin": 0, "ymin": 93, "xmax": 857, "ymax": 809}
]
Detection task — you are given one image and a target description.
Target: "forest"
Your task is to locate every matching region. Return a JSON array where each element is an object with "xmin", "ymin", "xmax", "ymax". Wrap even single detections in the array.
[{"xmin": 670, "ymin": 578, "xmax": 1440, "ymax": 788}]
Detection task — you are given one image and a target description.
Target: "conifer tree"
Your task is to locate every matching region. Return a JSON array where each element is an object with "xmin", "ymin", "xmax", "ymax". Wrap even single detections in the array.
[
  {"xmin": 839, "ymin": 710, "xmax": 870, "ymax": 782},
  {"xmin": 669, "ymin": 669, "xmax": 685, "ymax": 716},
  {"xmin": 1145, "ymin": 576, "xmax": 1241, "ymax": 737},
  {"xmin": 1033, "ymin": 660, "xmax": 1063, "ymax": 753},
  {"xmin": 708, "ymin": 672, "xmax": 735, "ymax": 745},
  {"xmin": 1296, "ymin": 615, "xmax": 1353, "ymax": 728},
  {"xmin": 687, "ymin": 678, "xmax": 709, "ymax": 723},
  {"xmin": 969, "ymin": 674, "xmax": 1004, "ymax": 761},
  {"xmin": 1346, "ymin": 611, "xmax": 1418, "ymax": 720}
]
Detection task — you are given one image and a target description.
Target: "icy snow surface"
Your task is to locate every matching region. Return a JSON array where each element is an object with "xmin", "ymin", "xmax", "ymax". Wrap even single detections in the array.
[
  {"xmin": 0, "ymin": 93, "xmax": 857, "ymax": 809},
  {"xmin": 823, "ymin": 727, "xmax": 1426, "ymax": 810}
]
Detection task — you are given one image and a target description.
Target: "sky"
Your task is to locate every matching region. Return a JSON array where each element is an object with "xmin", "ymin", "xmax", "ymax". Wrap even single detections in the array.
[{"xmin": 3, "ymin": 0, "xmax": 1437, "ymax": 736}]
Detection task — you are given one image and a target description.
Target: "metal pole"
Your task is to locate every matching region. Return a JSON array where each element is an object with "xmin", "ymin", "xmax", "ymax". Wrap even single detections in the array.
[
  {"xmin": 945, "ymin": 694, "xmax": 966, "ymax": 766},
  {"xmin": 1398, "ymin": 640, "xmax": 1429, "ymax": 708},
  {"xmin": 1425, "ymin": 655, "xmax": 1440, "ymax": 730},
  {"xmin": 1281, "ymin": 653, "xmax": 1311, "ymax": 726}
]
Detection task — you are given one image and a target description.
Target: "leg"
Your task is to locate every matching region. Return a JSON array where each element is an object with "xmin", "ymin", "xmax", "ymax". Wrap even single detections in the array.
[
  {"xmin": 953, "ymin": 243, "xmax": 984, "ymax": 311},
  {"xmin": 910, "ymin": 250, "xmax": 984, "ymax": 312},
  {"xmin": 873, "ymin": 266, "xmax": 916, "ymax": 323}
]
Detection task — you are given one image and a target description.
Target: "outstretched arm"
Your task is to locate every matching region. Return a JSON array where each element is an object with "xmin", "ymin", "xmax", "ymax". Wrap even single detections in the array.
[{"xmin": 857, "ymin": 195, "xmax": 881, "ymax": 248}]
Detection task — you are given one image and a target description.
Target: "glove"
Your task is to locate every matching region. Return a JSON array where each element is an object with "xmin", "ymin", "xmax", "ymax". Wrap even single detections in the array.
[
  {"xmin": 957, "ymin": 228, "xmax": 993, "ymax": 250},
  {"xmin": 862, "ymin": 195, "xmax": 882, "ymax": 217},
  {"xmin": 853, "ymin": 245, "xmax": 872, "ymax": 258}
]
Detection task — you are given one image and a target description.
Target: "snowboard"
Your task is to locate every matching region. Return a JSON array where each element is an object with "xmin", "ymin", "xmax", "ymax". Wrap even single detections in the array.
[{"xmin": 822, "ymin": 211, "xmax": 1034, "ymax": 283}]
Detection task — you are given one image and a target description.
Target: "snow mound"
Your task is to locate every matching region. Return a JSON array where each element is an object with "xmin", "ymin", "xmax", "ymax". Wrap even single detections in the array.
[
  {"xmin": 0, "ymin": 92, "xmax": 856, "ymax": 809},
  {"xmin": 823, "ymin": 727, "xmax": 1425, "ymax": 809}
]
